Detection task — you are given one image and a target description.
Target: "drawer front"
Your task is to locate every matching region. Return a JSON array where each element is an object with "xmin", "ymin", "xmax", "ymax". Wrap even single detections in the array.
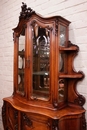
[{"xmin": 21, "ymin": 112, "xmax": 50, "ymax": 130}]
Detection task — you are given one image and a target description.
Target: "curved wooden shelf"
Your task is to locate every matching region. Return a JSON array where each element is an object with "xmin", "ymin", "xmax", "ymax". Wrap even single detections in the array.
[
  {"xmin": 59, "ymin": 41, "xmax": 79, "ymax": 52},
  {"xmin": 59, "ymin": 73, "xmax": 84, "ymax": 79}
]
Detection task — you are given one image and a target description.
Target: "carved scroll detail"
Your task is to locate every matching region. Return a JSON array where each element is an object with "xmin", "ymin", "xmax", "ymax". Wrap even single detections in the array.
[
  {"xmin": 19, "ymin": 2, "xmax": 35, "ymax": 20},
  {"xmin": 22, "ymin": 113, "xmax": 33, "ymax": 127},
  {"xmin": 74, "ymin": 95, "xmax": 85, "ymax": 106},
  {"xmin": 52, "ymin": 119, "xmax": 59, "ymax": 130}
]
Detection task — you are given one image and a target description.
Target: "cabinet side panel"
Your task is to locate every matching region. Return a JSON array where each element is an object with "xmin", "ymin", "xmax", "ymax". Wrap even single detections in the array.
[{"xmin": 59, "ymin": 116, "xmax": 82, "ymax": 130}]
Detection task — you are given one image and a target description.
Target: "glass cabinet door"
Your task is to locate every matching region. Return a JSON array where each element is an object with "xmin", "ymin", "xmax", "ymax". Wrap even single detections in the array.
[
  {"xmin": 31, "ymin": 22, "xmax": 51, "ymax": 100},
  {"xmin": 17, "ymin": 30, "xmax": 25, "ymax": 95}
]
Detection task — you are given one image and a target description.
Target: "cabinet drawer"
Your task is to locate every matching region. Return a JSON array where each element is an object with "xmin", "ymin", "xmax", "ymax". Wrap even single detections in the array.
[{"xmin": 21, "ymin": 112, "xmax": 50, "ymax": 130}]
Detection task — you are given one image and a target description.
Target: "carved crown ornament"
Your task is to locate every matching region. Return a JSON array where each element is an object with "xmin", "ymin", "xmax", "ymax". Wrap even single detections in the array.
[{"xmin": 19, "ymin": 2, "xmax": 35, "ymax": 21}]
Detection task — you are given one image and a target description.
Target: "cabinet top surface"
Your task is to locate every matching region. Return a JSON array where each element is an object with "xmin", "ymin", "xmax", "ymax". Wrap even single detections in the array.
[{"xmin": 3, "ymin": 96, "xmax": 85, "ymax": 119}]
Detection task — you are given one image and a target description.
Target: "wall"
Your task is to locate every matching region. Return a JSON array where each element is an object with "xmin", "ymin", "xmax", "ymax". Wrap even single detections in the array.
[{"xmin": 0, "ymin": 0, "xmax": 87, "ymax": 129}]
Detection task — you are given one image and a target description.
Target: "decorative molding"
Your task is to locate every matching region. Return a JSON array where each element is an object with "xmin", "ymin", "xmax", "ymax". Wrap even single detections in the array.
[
  {"xmin": 30, "ymin": 20, "xmax": 36, "ymax": 27},
  {"xmin": 52, "ymin": 119, "xmax": 59, "ymax": 130},
  {"xmin": 2, "ymin": 103, "xmax": 7, "ymax": 129},
  {"xmin": 22, "ymin": 113, "xmax": 33, "ymax": 127},
  {"xmin": 82, "ymin": 113, "xmax": 86, "ymax": 130},
  {"xmin": 13, "ymin": 32, "xmax": 14, "ymax": 41},
  {"xmin": 19, "ymin": 2, "xmax": 35, "ymax": 21},
  {"xmin": 55, "ymin": 18, "xmax": 58, "ymax": 36},
  {"xmin": 14, "ymin": 124, "xmax": 18, "ymax": 130},
  {"xmin": 13, "ymin": 32, "xmax": 17, "ymax": 42},
  {"xmin": 14, "ymin": 110, "xmax": 18, "ymax": 130},
  {"xmin": 2, "ymin": 103, "xmax": 6, "ymax": 118},
  {"xmin": 74, "ymin": 95, "xmax": 85, "ymax": 106},
  {"xmin": 14, "ymin": 110, "xmax": 18, "ymax": 119},
  {"xmin": 47, "ymin": 120, "xmax": 51, "ymax": 128},
  {"xmin": 46, "ymin": 25, "xmax": 53, "ymax": 32}
]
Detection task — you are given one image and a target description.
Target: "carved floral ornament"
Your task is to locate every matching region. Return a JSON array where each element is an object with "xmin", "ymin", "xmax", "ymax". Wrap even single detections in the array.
[{"xmin": 19, "ymin": 2, "xmax": 35, "ymax": 20}]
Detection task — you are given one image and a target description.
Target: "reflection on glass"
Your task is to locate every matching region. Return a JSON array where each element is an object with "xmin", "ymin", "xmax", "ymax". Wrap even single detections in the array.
[
  {"xmin": 58, "ymin": 79, "xmax": 65, "ymax": 102},
  {"xmin": 32, "ymin": 23, "xmax": 50, "ymax": 100},
  {"xmin": 59, "ymin": 53, "xmax": 67, "ymax": 73},
  {"xmin": 59, "ymin": 54, "xmax": 63, "ymax": 72},
  {"xmin": 18, "ymin": 34, "xmax": 25, "ymax": 94},
  {"xmin": 60, "ymin": 25, "xmax": 66, "ymax": 46}
]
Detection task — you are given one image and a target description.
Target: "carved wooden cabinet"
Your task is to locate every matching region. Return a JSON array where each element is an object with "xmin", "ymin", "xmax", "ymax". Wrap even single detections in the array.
[{"xmin": 2, "ymin": 3, "xmax": 86, "ymax": 130}]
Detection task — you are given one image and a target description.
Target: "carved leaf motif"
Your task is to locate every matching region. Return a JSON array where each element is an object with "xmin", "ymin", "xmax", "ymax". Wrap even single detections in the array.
[{"xmin": 22, "ymin": 113, "xmax": 33, "ymax": 127}]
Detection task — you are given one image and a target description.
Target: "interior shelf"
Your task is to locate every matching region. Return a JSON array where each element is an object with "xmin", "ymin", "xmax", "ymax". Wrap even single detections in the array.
[
  {"xmin": 59, "ymin": 73, "xmax": 83, "ymax": 78},
  {"xmin": 59, "ymin": 45, "xmax": 79, "ymax": 52},
  {"xmin": 33, "ymin": 71, "xmax": 49, "ymax": 76},
  {"xmin": 18, "ymin": 50, "xmax": 25, "ymax": 57}
]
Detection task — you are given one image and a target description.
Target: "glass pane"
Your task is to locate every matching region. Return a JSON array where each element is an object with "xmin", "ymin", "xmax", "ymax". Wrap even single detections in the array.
[
  {"xmin": 32, "ymin": 23, "xmax": 50, "ymax": 100},
  {"xmin": 58, "ymin": 79, "xmax": 66, "ymax": 102},
  {"xmin": 59, "ymin": 53, "xmax": 64, "ymax": 72},
  {"xmin": 60, "ymin": 25, "xmax": 66, "ymax": 47},
  {"xmin": 59, "ymin": 53, "xmax": 67, "ymax": 73},
  {"xmin": 18, "ymin": 33, "xmax": 25, "ymax": 94}
]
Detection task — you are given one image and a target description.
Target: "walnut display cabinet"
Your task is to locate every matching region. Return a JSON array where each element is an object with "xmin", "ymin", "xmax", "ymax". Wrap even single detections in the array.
[{"xmin": 2, "ymin": 3, "xmax": 86, "ymax": 130}]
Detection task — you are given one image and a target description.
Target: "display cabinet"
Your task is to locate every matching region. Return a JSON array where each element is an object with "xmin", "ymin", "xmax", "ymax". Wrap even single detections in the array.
[{"xmin": 2, "ymin": 3, "xmax": 86, "ymax": 130}]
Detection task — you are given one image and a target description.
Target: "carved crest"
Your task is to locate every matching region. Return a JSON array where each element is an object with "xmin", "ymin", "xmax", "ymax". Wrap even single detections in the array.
[{"xmin": 19, "ymin": 2, "xmax": 35, "ymax": 20}]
